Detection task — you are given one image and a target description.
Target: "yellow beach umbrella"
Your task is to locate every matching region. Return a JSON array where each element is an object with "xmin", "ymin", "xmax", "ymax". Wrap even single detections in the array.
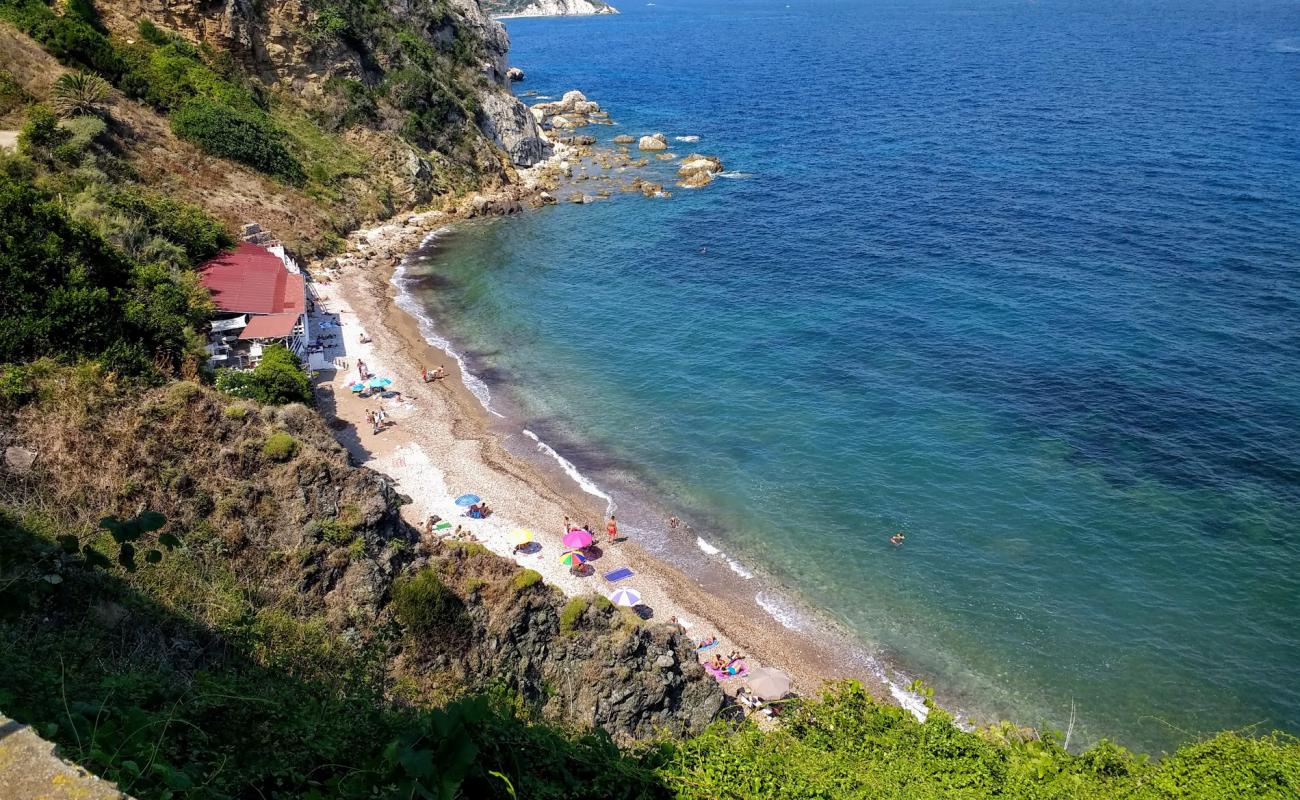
[{"xmin": 510, "ymin": 528, "xmax": 534, "ymax": 547}]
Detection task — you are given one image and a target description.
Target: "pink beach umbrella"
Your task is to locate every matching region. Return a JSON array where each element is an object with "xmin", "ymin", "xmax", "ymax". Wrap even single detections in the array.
[{"xmin": 562, "ymin": 530, "xmax": 593, "ymax": 549}]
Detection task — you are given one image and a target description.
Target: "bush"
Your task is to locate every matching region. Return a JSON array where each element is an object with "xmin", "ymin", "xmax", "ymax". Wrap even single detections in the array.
[
  {"xmin": 559, "ymin": 596, "xmax": 590, "ymax": 634},
  {"xmin": 0, "ymin": 68, "xmax": 32, "ymax": 118},
  {"xmin": 50, "ymin": 71, "xmax": 110, "ymax": 118},
  {"xmin": 102, "ymin": 186, "xmax": 233, "ymax": 262},
  {"xmin": 0, "ymin": 171, "xmax": 206, "ymax": 374},
  {"xmin": 0, "ymin": 0, "xmax": 128, "ymax": 81},
  {"xmin": 16, "ymin": 105, "xmax": 72, "ymax": 164},
  {"xmin": 512, "ymin": 569, "xmax": 543, "ymax": 592},
  {"xmin": 215, "ymin": 345, "xmax": 314, "ymax": 406},
  {"xmin": 262, "ymin": 432, "xmax": 297, "ymax": 462},
  {"xmin": 171, "ymin": 99, "xmax": 305, "ymax": 185},
  {"xmin": 392, "ymin": 568, "xmax": 465, "ymax": 637}
]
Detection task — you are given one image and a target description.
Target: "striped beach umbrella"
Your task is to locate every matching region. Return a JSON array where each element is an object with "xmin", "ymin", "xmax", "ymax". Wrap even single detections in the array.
[
  {"xmin": 609, "ymin": 587, "xmax": 642, "ymax": 607},
  {"xmin": 509, "ymin": 529, "xmax": 534, "ymax": 547},
  {"xmin": 559, "ymin": 550, "xmax": 587, "ymax": 567}
]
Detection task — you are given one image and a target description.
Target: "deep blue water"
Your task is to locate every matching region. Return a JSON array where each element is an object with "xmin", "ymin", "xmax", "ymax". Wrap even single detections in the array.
[{"xmin": 405, "ymin": 0, "xmax": 1300, "ymax": 751}]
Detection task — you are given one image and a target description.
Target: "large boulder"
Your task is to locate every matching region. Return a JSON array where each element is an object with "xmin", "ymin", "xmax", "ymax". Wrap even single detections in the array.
[
  {"xmin": 507, "ymin": 66, "xmax": 525, "ymax": 82},
  {"xmin": 676, "ymin": 154, "xmax": 724, "ymax": 188},
  {"xmin": 613, "ymin": 134, "xmax": 635, "ymax": 144},
  {"xmin": 476, "ymin": 91, "xmax": 553, "ymax": 166},
  {"xmin": 638, "ymin": 133, "xmax": 668, "ymax": 151}
]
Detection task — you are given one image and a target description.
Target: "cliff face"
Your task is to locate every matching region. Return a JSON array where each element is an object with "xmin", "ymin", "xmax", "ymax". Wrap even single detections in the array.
[
  {"xmin": 0, "ymin": 378, "xmax": 720, "ymax": 740},
  {"xmin": 486, "ymin": 0, "xmax": 619, "ymax": 17},
  {"xmin": 91, "ymin": 0, "xmax": 549, "ymax": 168}
]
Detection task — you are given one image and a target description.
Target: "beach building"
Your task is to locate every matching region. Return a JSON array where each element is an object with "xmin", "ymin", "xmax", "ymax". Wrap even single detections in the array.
[{"xmin": 198, "ymin": 237, "xmax": 309, "ymax": 369}]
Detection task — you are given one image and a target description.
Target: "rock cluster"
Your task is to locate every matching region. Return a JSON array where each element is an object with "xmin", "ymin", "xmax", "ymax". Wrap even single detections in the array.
[
  {"xmin": 531, "ymin": 90, "xmax": 609, "ymax": 130},
  {"xmin": 638, "ymin": 132, "xmax": 668, "ymax": 151},
  {"xmin": 507, "ymin": 66, "xmax": 525, "ymax": 82},
  {"xmin": 676, "ymin": 154, "xmax": 724, "ymax": 188}
]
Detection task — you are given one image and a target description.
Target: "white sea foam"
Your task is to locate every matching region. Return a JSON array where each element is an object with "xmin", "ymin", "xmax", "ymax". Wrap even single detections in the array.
[
  {"xmin": 522, "ymin": 429, "xmax": 616, "ymax": 514},
  {"xmin": 390, "ymin": 237, "xmax": 501, "ymax": 417},
  {"xmin": 674, "ymin": 135, "xmax": 700, "ymax": 142},
  {"xmin": 755, "ymin": 591, "xmax": 808, "ymax": 631},
  {"xmin": 1271, "ymin": 37, "xmax": 1300, "ymax": 53},
  {"xmin": 715, "ymin": 171, "xmax": 754, "ymax": 179},
  {"xmin": 695, "ymin": 536, "xmax": 721, "ymax": 555},
  {"xmin": 889, "ymin": 682, "xmax": 931, "ymax": 723},
  {"xmin": 728, "ymin": 558, "xmax": 755, "ymax": 580}
]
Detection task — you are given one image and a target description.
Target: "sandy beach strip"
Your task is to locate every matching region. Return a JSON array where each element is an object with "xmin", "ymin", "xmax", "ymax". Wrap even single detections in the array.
[{"xmin": 305, "ymin": 209, "xmax": 904, "ymax": 709}]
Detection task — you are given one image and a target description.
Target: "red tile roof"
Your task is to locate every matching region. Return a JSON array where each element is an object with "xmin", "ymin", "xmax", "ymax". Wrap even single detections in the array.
[
  {"xmin": 198, "ymin": 243, "xmax": 305, "ymax": 317},
  {"xmin": 239, "ymin": 313, "xmax": 301, "ymax": 340}
]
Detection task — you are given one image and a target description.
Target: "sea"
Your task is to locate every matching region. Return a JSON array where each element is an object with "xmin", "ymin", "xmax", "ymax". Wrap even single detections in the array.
[{"xmin": 395, "ymin": 0, "xmax": 1300, "ymax": 753}]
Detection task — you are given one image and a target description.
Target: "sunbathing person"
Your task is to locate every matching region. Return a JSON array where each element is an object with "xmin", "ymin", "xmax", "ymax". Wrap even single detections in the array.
[
  {"xmin": 697, "ymin": 636, "xmax": 718, "ymax": 649},
  {"xmin": 710, "ymin": 654, "xmax": 728, "ymax": 670}
]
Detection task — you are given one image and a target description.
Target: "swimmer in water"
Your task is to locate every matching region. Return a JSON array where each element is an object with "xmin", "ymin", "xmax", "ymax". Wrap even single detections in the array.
[{"xmin": 890, "ymin": 532, "xmax": 906, "ymax": 546}]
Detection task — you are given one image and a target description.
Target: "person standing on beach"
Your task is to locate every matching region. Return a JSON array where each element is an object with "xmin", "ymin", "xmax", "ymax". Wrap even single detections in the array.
[
  {"xmin": 562, "ymin": 515, "xmax": 571, "ymax": 535},
  {"xmin": 607, "ymin": 515, "xmax": 618, "ymax": 543}
]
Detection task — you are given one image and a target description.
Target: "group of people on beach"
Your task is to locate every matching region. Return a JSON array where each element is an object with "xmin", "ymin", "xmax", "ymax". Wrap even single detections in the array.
[
  {"xmin": 364, "ymin": 407, "xmax": 392, "ymax": 435},
  {"xmin": 562, "ymin": 514, "xmax": 620, "ymax": 544},
  {"xmin": 422, "ymin": 365, "xmax": 447, "ymax": 382},
  {"xmin": 466, "ymin": 501, "xmax": 493, "ymax": 519}
]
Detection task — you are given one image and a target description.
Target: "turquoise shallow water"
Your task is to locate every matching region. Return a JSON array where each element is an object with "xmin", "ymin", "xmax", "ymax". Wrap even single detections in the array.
[{"xmin": 401, "ymin": 0, "xmax": 1300, "ymax": 751}]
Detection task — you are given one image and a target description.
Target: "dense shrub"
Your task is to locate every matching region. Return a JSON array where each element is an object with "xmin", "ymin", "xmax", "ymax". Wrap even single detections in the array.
[
  {"xmin": 0, "ymin": 68, "xmax": 32, "ymax": 118},
  {"xmin": 215, "ymin": 345, "xmax": 314, "ymax": 406},
  {"xmin": 392, "ymin": 568, "xmax": 466, "ymax": 638},
  {"xmin": 0, "ymin": 172, "xmax": 207, "ymax": 374},
  {"xmin": 101, "ymin": 186, "xmax": 233, "ymax": 262},
  {"xmin": 0, "ymin": 0, "xmax": 127, "ymax": 80},
  {"xmin": 512, "ymin": 568, "xmax": 543, "ymax": 591},
  {"xmin": 261, "ymin": 432, "xmax": 298, "ymax": 462},
  {"xmin": 50, "ymin": 71, "xmax": 110, "ymax": 118},
  {"xmin": 171, "ymin": 99, "xmax": 305, "ymax": 184}
]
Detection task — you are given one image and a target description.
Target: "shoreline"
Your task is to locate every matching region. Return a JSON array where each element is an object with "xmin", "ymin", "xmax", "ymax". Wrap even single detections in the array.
[{"xmin": 307, "ymin": 208, "xmax": 924, "ymax": 714}]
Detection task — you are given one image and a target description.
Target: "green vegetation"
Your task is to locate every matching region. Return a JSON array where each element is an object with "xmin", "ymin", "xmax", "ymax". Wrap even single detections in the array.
[
  {"xmin": 0, "ymin": 167, "xmax": 211, "ymax": 375},
  {"xmin": 392, "ymin": 567, "xmax": 467, "ymax": 639},
  {"xmin": 0, "ymin": 68, "xmax": 32, "ymax": 117},
  {"xmin": 50, "ymin": 71, "xmax": 110, "ymax": 118},
  {"xmin": 262, "ymin": 431, "xmax": 298, "ymax": 461},
  {"xmin": 512, "ymin": 568, "xmax": 543, "ymax": 591},
  {"xmin": 560, "ymin": 595, "xmax": 591, "ymax": 634},
  {"xmin": 215, "ymin": 345, "xmax": 314, "ymax": 406},
  {"xmin": 170, "ymin": 99, "xmax": 305, "ymax": 185}
]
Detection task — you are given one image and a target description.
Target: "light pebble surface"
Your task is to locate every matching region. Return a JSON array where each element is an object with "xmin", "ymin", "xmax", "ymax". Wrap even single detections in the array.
[{"xmin": 308, "ymin": 209, "xmax": 895, "ymax": 708}]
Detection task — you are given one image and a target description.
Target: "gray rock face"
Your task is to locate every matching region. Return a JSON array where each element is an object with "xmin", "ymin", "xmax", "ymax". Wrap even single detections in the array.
[{"xmin": 476, "ymin": 90, "xmax": 553, "ymax": 167}]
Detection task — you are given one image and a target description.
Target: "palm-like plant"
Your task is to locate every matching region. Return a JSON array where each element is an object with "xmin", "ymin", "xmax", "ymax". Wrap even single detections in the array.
[{"xmin": 50, "ymin": 72, "xmax": 110, "ymax": 118}]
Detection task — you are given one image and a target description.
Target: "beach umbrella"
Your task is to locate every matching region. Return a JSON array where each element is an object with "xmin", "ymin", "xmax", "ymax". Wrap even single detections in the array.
[
  {"xmin": 366, "ymin": 377, "xmax": 392, "ymax": 389},
  {"xmin": 608, "ymin": 587, "xmax": 642, "ymax": 607},
  {"xmin": 562, "ymin": 530, "xmax": 593, "ymax": 549},
  {"xmin": 455, "ymin": 494, "xmax": 481, "ymax": 507},
  {"xmin": 510, "ymin": 529, "xmax": 534, "ymax": 547},
  {"xmin": 350, "ymin": 383, "xmax": 365, "ymax": 392},
  {"xmin": 559, "ymin": 550, "xmax": 587, "ymax": 567},
  {"xmin": 747, "ymin": 667, "xmax": 792, "ymax": 701}
]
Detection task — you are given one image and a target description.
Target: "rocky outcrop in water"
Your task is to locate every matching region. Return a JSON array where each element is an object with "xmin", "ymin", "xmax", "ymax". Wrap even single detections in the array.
[
  {"xmin": 639, "ymin": 133, "xmax": 669, "ymax": 151},
  {"xmin": 677, "ymin": 154, "xmax": 724, "ymax": 188},
  {"xmin": 485, "ymin": 0, "xmax": 619, "ymax": 17}
]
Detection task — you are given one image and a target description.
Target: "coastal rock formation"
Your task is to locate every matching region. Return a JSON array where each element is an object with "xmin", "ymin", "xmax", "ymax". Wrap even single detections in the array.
[
  {"xmin": 613, "ymin": 134, "xmax": 636, "ymax": 144},
  {"xmin": 639, "ymin": 133, "xmax": 669, "ymax": 150},
  {"xmin": 532, "ymin": 90, "xmax": 608, "ymax": 133},
  {"xmin": 484, "ymin": 0, "xmax": 619, "ymax": 18},
  {"xmin": 676, "ymin": 153, "xmax": 724, "ymax": 188},
  {"xmin": 507, "ymin": 66, "xmax": 526, "ymax": 82},
  {"xmin": 0, "ymin": 381, "xmax": 722, "ymax": 741},
  {"xmin": 476, "ymin": 90, "xmax": 553, "ymax": 167},
  {"xmin": 86, "ymin": 0, "xmax": 547, "ymax": 169}
]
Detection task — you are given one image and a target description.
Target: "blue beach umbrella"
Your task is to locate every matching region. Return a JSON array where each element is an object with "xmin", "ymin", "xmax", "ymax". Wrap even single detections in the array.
[
  {"xmin": 350, "ymin": 383, "xmax": 365, "ymax": 392},
  {"xmin": 609, "ymin": 587, "xmax": 642, "ymax": 607},
  {"xmin": 455, "ymin": 494, "xmax": 481, "ymax": 507}
]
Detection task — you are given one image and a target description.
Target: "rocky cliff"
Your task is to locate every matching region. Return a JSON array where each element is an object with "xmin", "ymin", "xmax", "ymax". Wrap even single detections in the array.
[
  {"xmin": 0, "ymin": 376, "xmax": 721, "ymax": 741},
  {"xmin": 486, "ymin": 0, "xmax": 619, "ymax": 18},
  {"xmin": 89, "ymin": 0, "xmax": 549, "ymax": 168}
]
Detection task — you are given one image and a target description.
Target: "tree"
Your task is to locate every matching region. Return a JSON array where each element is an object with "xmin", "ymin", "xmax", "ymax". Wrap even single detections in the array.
[
  {"xmin": 215, "ymin": 344, "xmax": 314, "ymax": 406},
  {"xmin": 50, "ymin": 71, "xmax": 110, "ymax": 118}
]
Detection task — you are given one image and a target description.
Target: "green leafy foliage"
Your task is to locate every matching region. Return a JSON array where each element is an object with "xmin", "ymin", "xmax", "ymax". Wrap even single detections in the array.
[
  {"xmin": 215, "ymin": 345, "xmax": 314, "ymax": 406},
  {"xmin": 171, "ymin": 99, "xmax": 306, "ymax": 185},
  {"xmin": 0, "ymin": 68, "xmax": 32, "ymax": 118},
  {"xmin": 50, "ymin": 71, "xmax": 110, "ymax": 118},
  {"xmin": 392, "ymin": 568, "xmax": 467, "ymax": 639},
  {"xmin": 559, "ymin": 595, "xmax": 590, "ymax": 634},
  {"xmin": 262, "ymin": 431, "xmax": 298, "ymax": 462},
  {"xmin": 0, "ymin": 170, "xmax": 210, "ymax": 375},
  {"xmin": 512, "ymin": 568, "xmax": 543, "ymax": 591},
  {"xmin": 0, "ymin": 0, "xmax": 128, "ymax": 81}
]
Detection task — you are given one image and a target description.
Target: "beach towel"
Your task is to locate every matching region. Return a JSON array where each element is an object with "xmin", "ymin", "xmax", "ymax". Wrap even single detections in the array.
[
  {"xmin": 603, "ymin": 567, "xmax": 634, "ymax": 583},
  {"xmin": 695, "ymin": 640, "xmax": 720, "ymax": 653},
  {"xmin": 704, "ymin": 660, "xmax": 748, "ymax": 680}
]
